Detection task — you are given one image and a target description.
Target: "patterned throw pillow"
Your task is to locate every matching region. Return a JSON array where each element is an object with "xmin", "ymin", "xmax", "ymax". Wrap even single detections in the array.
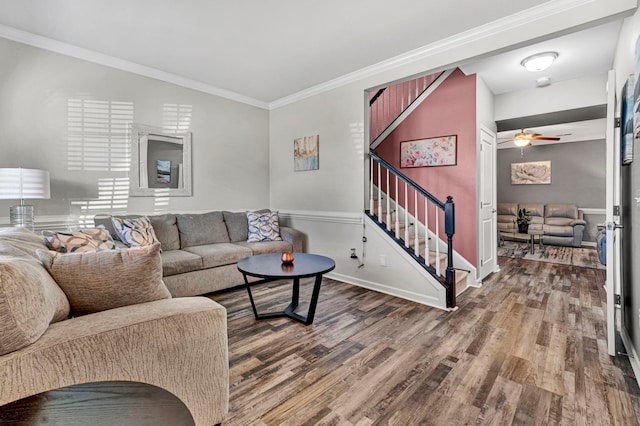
[
  {"xmin": 111, "ymin": 216, "xmax": 159, "ymax": 247},
  {"xmin": 43, "ymin": 228, "xmax": 116, "ymax": 253},
  {"xmin": 246, "ymin": 211, "xmax": 282, "ymax": 242}
]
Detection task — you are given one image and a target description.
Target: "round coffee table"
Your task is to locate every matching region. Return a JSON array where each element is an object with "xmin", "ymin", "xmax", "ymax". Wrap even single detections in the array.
[{"xmin": 237, "ymin": 253, "xmax": 335, "ymax": 325}]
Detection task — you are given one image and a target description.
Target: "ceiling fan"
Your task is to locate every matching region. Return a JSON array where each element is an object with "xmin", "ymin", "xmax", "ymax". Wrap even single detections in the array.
[{"xmin": 498, "ymin": 129, "xmax": 561, "ymax": 147}]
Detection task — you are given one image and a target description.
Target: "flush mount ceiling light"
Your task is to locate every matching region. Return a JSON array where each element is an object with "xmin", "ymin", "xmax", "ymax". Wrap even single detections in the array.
[{"xmin": 520, "ymin": 52, "xmax": 558, "ymax": 72}]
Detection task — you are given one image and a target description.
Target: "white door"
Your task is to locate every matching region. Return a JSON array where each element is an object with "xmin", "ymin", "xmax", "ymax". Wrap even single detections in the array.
[
  {"xmin": 605, "ymin": 69, "xmax": 621, "ymax": 356},
  {"xmin": 478, "ymin": 125, "xmax": 498, "ymax": 280}
]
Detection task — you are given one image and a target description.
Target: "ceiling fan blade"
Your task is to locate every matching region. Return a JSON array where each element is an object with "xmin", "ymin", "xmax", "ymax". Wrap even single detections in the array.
[
  {"xmin": 498, "ymin": 140, "xmax": 514, "ymax": 145},
  {"xmin": 531, "ymin": 136, "xmax": 560, "ymax": 141}
]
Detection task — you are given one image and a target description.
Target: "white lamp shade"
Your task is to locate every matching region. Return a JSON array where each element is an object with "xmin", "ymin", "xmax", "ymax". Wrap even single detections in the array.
[{"xmin": 0, "ymin": 168, "xmax": 50, "ymax": 200}]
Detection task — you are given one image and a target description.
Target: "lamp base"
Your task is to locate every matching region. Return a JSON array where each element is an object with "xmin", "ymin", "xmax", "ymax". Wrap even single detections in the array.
[{"xmin": 10, "ymin": 204, "xmax": 35, "ymax": 230}]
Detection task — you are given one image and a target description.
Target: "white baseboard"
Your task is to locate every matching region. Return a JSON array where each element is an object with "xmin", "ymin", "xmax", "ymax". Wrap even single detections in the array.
[{"xmin": 326, "ymin": 271, "xmax": 448, "ymax": 311}]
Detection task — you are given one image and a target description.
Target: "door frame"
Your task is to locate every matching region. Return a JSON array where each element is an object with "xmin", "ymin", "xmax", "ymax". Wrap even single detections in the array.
[
  {"xmin": 477, "ymin": 124, "xmax": 498, "ymax": 282},
  {"xmin": 605, "ymin": 69, "xmax": 620, "ymax": 357}
]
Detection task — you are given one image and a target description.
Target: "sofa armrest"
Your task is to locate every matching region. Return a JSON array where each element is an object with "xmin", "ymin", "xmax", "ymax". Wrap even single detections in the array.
[
  {"xmin": 578, "ymin": 209, "xmax": 584, "ymax": 221},
  {"xmin": 570, "ymin": 219, "xmax": 586, "ymax": 227},
  {"xmin": 280, "ymin": 226, "xmax": 305, "ymax": 253},
  {"xmin": 0, "ymin": 297, "xmax": 229, "ymax": 426}
]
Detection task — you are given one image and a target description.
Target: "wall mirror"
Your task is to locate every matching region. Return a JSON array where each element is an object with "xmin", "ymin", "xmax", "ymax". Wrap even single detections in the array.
[{"xmin": 130, "ymin": 124, "xmax": 192, "ymax": 196}]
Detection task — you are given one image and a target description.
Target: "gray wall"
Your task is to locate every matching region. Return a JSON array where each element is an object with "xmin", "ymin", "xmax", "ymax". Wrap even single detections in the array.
[
  {"xmin": 0, "ymin": 37, "xmax": 270, "ymax": 221},
  {"xmin": 497, "ymin": 139, "xmax": 606, "ymax": 207},
  {"xmin": 497, "ymin": 139, "xmax": 605, "ymax": 243}
]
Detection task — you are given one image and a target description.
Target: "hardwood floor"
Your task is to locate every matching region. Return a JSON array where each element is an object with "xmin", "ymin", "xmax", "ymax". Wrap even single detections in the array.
[{"xmin": 212, "ymin": 257, "xmax": 640, "ymax": 425}]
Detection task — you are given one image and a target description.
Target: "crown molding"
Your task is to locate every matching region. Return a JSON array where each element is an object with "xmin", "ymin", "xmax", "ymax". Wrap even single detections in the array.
[
  {"xmin": 0, "ymin": 24, "xmax": 270, "ymax": 110},
  {"xmin": 0, "ymin": 0, "xmax": 624, "ymax": 112},
  {"xmin": 268, "ymin": 0, "xmax": 602, "ymax": 109}
]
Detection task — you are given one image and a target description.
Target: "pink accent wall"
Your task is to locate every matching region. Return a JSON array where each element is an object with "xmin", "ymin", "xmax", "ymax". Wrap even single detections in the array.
[{"xmin": 375, "ymin": 68, "xmax": 477, "ymax": 266}]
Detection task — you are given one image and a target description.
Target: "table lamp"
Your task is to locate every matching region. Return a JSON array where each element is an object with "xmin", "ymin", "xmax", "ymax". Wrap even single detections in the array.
[{"xmin": 0, "ymin": 168, "xmax": 50, "ymax": 229}]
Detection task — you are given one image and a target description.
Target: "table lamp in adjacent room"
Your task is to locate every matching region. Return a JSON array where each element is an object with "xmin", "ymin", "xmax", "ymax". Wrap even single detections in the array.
[{"xmin": 0, "ymin": 168, "xmax": 50, "ymax": 229}]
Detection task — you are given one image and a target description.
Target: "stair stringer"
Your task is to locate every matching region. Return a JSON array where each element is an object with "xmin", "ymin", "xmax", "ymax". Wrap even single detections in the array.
[
  {"xmin": 370, "ymin": 68, "xmax": 455, "ymax": 151},
  {"xmin": 340, "ymin": 214, "xmax": 450, "ymax": 310}
]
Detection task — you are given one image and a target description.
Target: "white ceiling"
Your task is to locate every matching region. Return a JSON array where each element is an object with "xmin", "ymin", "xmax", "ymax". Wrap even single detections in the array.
[
  {"xmin": 0, "ymin": 0, "xmax": 626, "ymax": 146},
  {"xmin": 0, "ymin": 0, "xmax": 557, "ymax": 104},
  {"xmin": 459, "ymin": 20, "xmax": 622, "ymax": 94}
]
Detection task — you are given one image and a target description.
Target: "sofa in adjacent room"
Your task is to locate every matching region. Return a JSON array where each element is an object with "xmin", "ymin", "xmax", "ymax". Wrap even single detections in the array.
[
  {"xmin": 0, "ymin": 227, "xmax": 229, "ymax": 425},
  {"xmin": 95, "ymin": 210, "xmax": 306, "ymax": 297},
  {"xmin": 497, "ymin": 203, "xmax": 586, "ymax": 247}
]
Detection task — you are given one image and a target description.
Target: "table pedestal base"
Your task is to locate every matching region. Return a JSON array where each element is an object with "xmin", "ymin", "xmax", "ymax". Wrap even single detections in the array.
[{"xmin": 242, "ymin": 274, "xmax": 323, "ymax": 325}]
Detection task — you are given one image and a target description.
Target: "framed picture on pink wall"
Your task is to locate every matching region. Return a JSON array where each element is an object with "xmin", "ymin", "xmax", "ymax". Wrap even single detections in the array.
[{"xmin": 400, "ymin": 135, "xmax": 457, "ymax": 168}]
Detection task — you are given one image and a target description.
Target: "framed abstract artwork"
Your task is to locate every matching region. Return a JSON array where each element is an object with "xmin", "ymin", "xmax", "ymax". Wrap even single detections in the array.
[
  {"xmin": 400, "ymin": 135, "xmax": 457, "ymax": 168},
  {"xmin": 294, "ymin": 135, "xmax": 319, "ymax": 171},
  {"xmin": 511, "ymin": 161, "xmax": 551, "ymax": 185}
]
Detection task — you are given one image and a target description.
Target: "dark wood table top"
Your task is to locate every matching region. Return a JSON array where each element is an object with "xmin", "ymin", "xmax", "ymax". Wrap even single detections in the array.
[
  {"xmin": 237, "ymin": 252, "xmax": 335, "ymax": 279},
  {"xmin": 0, "ymin": 381, "xmax": 194, "ymax": 426}
]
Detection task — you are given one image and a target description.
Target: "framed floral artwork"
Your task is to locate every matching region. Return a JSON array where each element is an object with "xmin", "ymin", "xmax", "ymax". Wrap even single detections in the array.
[{"xmin": 400, "ymin": 135, "xmax": 457, "ymax": 168}]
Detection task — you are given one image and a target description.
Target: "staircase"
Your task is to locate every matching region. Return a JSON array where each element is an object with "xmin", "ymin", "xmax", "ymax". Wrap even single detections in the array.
[{"xmin": 366, "ymin": 70, "xmax": 468, "ymax": 309}]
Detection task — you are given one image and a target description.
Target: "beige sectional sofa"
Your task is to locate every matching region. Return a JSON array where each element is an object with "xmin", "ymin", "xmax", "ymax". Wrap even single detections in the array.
[
  {"xmin": 0, "ymin": 227, "xmax": 229, "ymax": 425},
  {"xmin": 95, "ymin": 210, "xmax": 305, "ymax": 297},
  {"xmin": 497, "ymin": 203, "xmax": 586, "ymax": 247}
]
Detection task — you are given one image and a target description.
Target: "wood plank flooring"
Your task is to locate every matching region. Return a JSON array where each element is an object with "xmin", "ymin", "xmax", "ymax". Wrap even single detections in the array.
[{"xmin": 211, "ymin": 257, "xmax": 640, "ymax": 425}]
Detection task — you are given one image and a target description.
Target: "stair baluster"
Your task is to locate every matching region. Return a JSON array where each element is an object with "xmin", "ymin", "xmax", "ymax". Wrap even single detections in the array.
[
  {"xmin": 386, "ymin": 169, "xmax": 391, "ymax": 230},
  {"xmin": 377, "ymin": 161, "xmax": 382, "ymax": 223},
  {"xmin": 435, "ymin": 208, "xmax": 440, "ymax": 276},
  {"xmin": 369, "ymin": 157, "xmax": 374, "ymax": 214},
  {"xmin": 404, "ymin": 182, "xmax": 409, "ymax": 248},
  {"xmin": 394, "ymin": 175, "xmax": 399, "ymax": 239},
  {"xmin": 424, "ymin": 198, "xmax": 430, "ymax": 268},
  {"xmin": 414, "ymin": 189, "xmax": 419, "ymax": 257}
]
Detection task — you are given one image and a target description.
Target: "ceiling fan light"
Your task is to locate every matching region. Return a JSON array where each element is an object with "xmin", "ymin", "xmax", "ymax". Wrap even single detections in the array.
[
  {"xmin": 513, "ymin": 135, "xmax": 530, "ymax": 147},
  {"xmin": 521, "ymin": 52, "xmax": 558, "ymax": 72}
]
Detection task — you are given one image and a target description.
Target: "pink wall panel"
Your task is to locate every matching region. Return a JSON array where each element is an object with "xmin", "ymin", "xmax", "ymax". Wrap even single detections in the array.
[{"xmin": 375, "ymin": 69, "xmax": 477, "ymax": 266}]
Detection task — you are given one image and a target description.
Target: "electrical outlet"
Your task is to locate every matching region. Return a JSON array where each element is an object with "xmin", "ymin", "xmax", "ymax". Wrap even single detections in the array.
[{"xmin": 379, "ymin": 254, "xmax": 387, "ymax": 267}]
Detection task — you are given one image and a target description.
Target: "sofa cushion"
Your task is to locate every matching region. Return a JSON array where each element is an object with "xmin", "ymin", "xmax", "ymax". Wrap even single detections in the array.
[
  {"xmin": 184, "ymin": 243, "xmax": 252, "ymax": 269},
  {"xmin": 222, "ymin": 211, "xmax": 249, "ymax": 243},
  {"xmin": 0, "ymin": 257, "xmax": 70, "ymax": 355},
  {"xmin": 545, "ymin": 204, "xmax": 579, "ymax": 220},
  {"xmin": 176, "ymin": 212, "xmax": 230, "ymax": 248},
  {"xmin": 235, "ymin": 240, "xmax": 294, "ymax": 255},
  {"xmin": 43, "ymin": 228, "xmax": 116, "ymax": 253},
  {"xmin": 147, "ymin": 214, "xmax": 180, "ymax": 251},
  {"xmin": 37, "ymin": 243, "xmax": 171, "ymax": 317},
  {"xmin": 111, "ymin": 216, "xmax": 160, "ymax": 247},
  {"xmin": 247, "ymin": 211, "xmax": 283, "ymax": 242},
  {"xmin": 160, "ymin": 250, "xmax": 204, "ymax": 277},
  {"xmin": 497, "ymin": 203, "xmax": 517, "ymax": 216},
  {"xmin": 543, "ymin": 224, "xmax": 574, "ymax": 237}
]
